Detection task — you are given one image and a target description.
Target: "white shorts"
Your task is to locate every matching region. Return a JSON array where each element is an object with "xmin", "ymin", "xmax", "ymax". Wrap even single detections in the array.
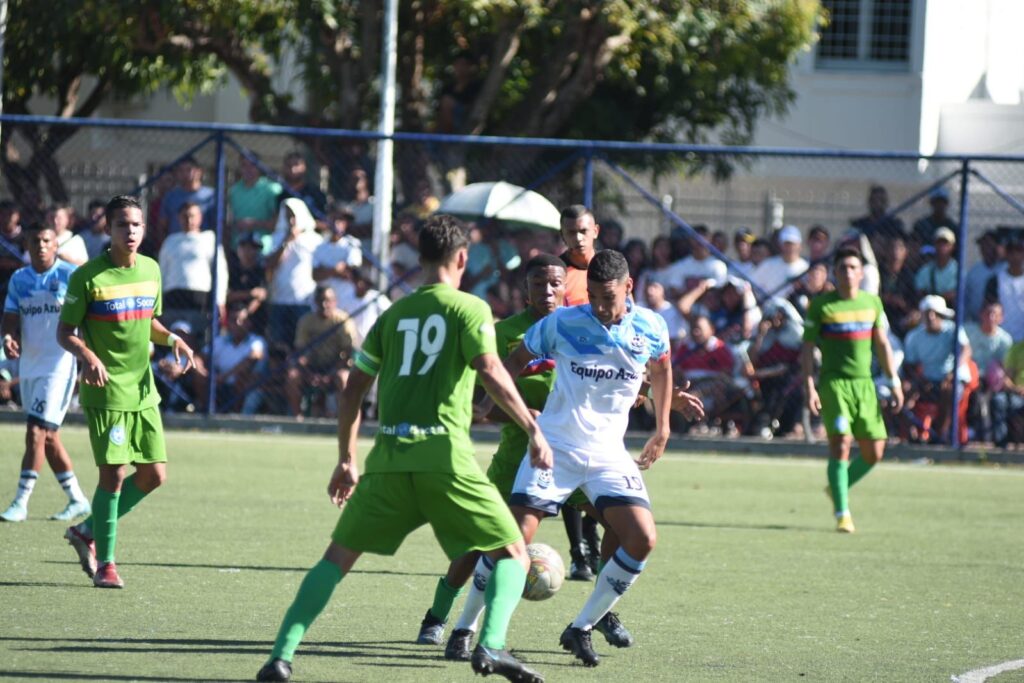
[
  {"xmin": 22, "ymin": 373, "xmax": 76, "ymax": 430},
  {"xmin": 509, "ymin": 442, "xmax": 651, "ymax": 516}
]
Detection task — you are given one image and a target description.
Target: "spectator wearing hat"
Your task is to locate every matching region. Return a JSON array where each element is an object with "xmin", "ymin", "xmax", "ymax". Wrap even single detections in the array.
[
  {"xmin": 912, "ymin": 187, "xmax": 958, "ymax": 244},
  {"xmin": 852, "ymin": 185, "xmax": 906, "ymax": 240},
  {"xmin": 733, "ymin": 228, "xmax": 756, "ymax": 275},
  {"xmin": 312, "ymin": 206, "xmax": 363, "ymax": 310},
  {"xmin": 266, "ymin": 198, "xmax": 325, "ymax": 346},
  {"xmin": 985, "ymin": 230, "xmax": 1024, "ymax": 342},
  {"xmin": 902, "ymin": 295, "xmax": 972, "ymax": 441},
  {"xmin": 666, "ymin": 225, "xmax": 728, "ymax": 295},
  {"xmin": 751, "ymin": 225, "xmax": 808, "ymax": 298},
  {"xmin": 227, "ymin": 231, "xmax": 269, "ymax": 334},
  {"xmin": 914, "ymin": 226, "xmax": 959, "ymax": 307},
  {"xmin": 807, "ymin": 225, "xmax": 831, "ymax": 264},
  {"xmin": 964, "ymin": 230, "xmax": 1005, "ymax": 322}
]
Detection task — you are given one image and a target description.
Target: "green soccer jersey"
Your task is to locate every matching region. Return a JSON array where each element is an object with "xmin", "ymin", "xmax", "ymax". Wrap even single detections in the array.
[
  {"xmin": 354, "ymin": 283, "xmax": 497, "ymax": 474},
  {"xmin": 802, "ymin": 290, "xmax": 883, "ymax": 381},
  {"xmin": 492, "ymin": 309, "xmax": 555, "ymax": 467},
  {"xmin": 60, "ymin": 252, "xmax": 162, "ymax": 410}
]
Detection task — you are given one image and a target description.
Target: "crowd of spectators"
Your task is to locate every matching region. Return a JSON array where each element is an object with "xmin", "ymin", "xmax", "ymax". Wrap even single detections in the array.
[{"xmin": 3, "ymin": 160, "xmax": 1024, "ymax": 449}]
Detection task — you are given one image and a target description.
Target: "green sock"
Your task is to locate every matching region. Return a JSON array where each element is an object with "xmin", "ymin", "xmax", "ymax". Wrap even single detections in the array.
[
  {"xmin": 827, "ymin": 459, "xmax": 850, "ymax": 515},
  {"xmin": 91, "ymin": 488, "xmax": 120, "ymax": 564},
  {"xmin": 479, "ymin": 558, "xmax": 527, "ymax": 650},
  {"xmin": 847, "ymin": 457, "xmax": 875, "ymax": 488},
  {"xmin": 270, "ymin": 560, "xmax": 344, "ymax": 662},
  {"xmin": 81, "ymin": 475, "xmax": 150, "ymax": 535},
  {"xmin": 428, "ymin": 577, "xmax": 464, "ymax": 622}
]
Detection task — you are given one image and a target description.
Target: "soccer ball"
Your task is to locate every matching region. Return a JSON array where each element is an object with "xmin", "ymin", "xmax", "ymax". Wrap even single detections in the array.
[{"xmin": 522, "ymin": 542, "xmax": 565, "ymax": 601}]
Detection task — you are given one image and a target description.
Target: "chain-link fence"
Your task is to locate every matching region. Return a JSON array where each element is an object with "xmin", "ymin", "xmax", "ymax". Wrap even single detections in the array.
[{"xmin": 2, "ymin": 114, "xmax": 1024, "ymax": 449}]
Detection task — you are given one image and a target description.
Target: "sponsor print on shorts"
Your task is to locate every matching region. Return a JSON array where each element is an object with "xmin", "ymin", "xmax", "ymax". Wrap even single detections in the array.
[
  {"xmin": 834, "ymin": 415, "xmax": 850, "ymax": 433},
  {"xmin": 109, "ymin": 425, "xmax": 126, "ymax": 446}
]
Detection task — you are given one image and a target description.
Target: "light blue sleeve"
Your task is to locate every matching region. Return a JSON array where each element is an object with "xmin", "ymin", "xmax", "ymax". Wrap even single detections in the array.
[
  {"xmin": 647, "ymin": 310, "xmax": 671, "ymax": 360},
  {"xmin": 913, "ymin": 266, "xmax": 928, "ymax": 292},
  {"xmin": 903, "ymin": 331, "xmax": 920, "ymax": 365},
  {"xmin": 523, "ymin": 312, "xmax": 556, "ymax": 357}
]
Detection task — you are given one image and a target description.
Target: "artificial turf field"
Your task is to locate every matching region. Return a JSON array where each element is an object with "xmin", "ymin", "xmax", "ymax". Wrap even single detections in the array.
[{"xmin": 1, "ymin": 424, "xmax": 1023, "ymax": 682}]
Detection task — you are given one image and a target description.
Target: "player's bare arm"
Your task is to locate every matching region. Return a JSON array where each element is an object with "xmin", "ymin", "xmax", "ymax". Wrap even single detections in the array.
[
  {"xmin": 474, "ymin": 350, "xmax": 553, "ymax": 470},
  {"xmin": 151, "ymin": 318, "xmax": 199, "ymax": 375},
  {"xmin": 1, "ymin": 311, "xmax": 20, "ymax": 359},
  {"xmin": 872, "ymin": 325, "xmax": 904, "ymax": 412},
  {"xmin": 329, "ymin": 366, "xmax": 374, "ymax": 507},
  {"xmin": 800, "ymin": 340, "xmax": 821, "ymax": 415},
  {"xmin": 56, "ymin": 320, "xmax": 108, "ymax": 387},
  {"xmin": 637, "ymin": 353, "xmax": 679, "ymax": 470}
]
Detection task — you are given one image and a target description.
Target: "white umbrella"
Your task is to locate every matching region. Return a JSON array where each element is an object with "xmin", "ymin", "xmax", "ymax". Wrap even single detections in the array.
[{"xmin": 437, "ymin": 181, "xmax": 561, "ymax": 230}]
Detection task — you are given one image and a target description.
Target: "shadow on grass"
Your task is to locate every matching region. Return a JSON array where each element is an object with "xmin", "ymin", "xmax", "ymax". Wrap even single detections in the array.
[
  {"xmin": 658, "ymin": 519, "xmax": 826, "ymax": 533},
  {"xmin": 0, "ymin": 580, "xmax": 92, "ymax": 589},
  {"xmin": 41, "ymin": 561, "xmax": 437, "ymax": 577},
  {"xmin": 0, "ymin": 672, "xmax": 246, "ymax": 682}
]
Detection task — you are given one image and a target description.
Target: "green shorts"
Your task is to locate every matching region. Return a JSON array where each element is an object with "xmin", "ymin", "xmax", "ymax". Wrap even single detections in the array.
[
  {"xmin": 332, "ymin": 470, "xmax": 522, "ymax": 561},
  {"xmin": 85, "ymin": 406, "xmax": 167, "ymax": 467},
  {"xmin": 820, "ymin": 377, "xmax": 887, "ymax": 440}
]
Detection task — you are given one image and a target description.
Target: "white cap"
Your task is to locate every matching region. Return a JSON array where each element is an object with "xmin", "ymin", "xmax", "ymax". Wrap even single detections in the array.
[
  {"xmin": 934, "ymin": 226, "xmax": 956, "ymax": 244},
  {"xmin": 779, "ymin": 225, "xmax": 802, "ymax": 244},
  {"xmin": 919, "ymin": 294, "xmax": 954, "ymax": 318}
]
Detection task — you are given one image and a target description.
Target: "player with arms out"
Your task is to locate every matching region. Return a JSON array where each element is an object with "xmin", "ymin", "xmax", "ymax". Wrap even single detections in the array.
[
  {"xmin": 0, "ymin": 224, "xmax": 90, "ymax": 522},
  {"xmin": 414, "ymin": 253, "xmax": 565, "ymax": 658},
  {"xmin": 58, "ymin": 195, "xmax": 197, "ymax": 588},
  {"xmin": 256, "ymin": 215, "xmax": 553, "ymax": 683},
  {"xmin": 801, "ymin": 247, "xmax": 903, "ymax": 533},
  {"xmin": 458, "ymin": 250, "xmax": 703, "ymax": 667}
]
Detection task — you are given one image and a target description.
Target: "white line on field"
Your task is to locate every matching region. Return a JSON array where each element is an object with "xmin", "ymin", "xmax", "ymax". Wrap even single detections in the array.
[{"xmin": 952, "ymin": 658, "xmax": 1024, "ymax": 682}]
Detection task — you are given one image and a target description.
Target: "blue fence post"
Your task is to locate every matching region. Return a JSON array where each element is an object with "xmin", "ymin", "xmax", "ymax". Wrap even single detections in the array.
[
  {"xmin": 951, "ymin": 159, "xmax": 971, "ymax": 448},
  {"xmin": 208, "ymin": 132, "xmax": 227, "ymax": 416},
  {"xmin": 583, "ymin": 149, "xmax": 594, "ymax": 209}
]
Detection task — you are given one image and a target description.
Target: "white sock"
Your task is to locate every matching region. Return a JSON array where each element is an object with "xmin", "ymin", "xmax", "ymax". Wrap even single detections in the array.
[
  {"xmin": 453, "ymin": 555, "xmax": 494, "ymax": 632},
  {"xmin": 571, "ymin": 548, "xmax": 647, "ymax": 630},
  {"xmin": 13, "ymin": 470, "xmax": 38, "ymax": 507},
  {"xmin": 55, "ymin": 471, "xmax": 87, "ymax": 502}
]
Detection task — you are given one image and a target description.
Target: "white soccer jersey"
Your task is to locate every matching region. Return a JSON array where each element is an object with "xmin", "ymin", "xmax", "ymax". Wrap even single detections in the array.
[
  {"xmin": 3, "ymin": 261, "xmax": 77, "ymax": 379},
  {"xmin": 523, "ymin": 302, "xmax": 671, "ymax": 454}
]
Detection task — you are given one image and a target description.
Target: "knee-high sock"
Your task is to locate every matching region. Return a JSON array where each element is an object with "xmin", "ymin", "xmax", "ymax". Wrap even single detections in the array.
[
  {"xmin": 582, "ymin": 513, "xmax": 600, "ymax": 550},
  {"xmin": 847, "ymin": 457, "xmax": 875, "ymax": 488},
  {"xmin": 270, "ymin": 560, "xmax": 343, "ymax": 662},
  {"xmin": 428, "ymin": 577, "xmax": 464, "ymax": 622},
  {"xmin": 453, "ymin": 555, "xmax": 494, "ymax": 632},
  {"xmin": 54, "ymin": 471, "xmax": 87, "ymax": 503},
  {"xmin": 828, "ymin": 459, "xmax": 850, "ymax": 515},
  {"xmin": 81, "ymin": 475, "xmax": 149, "ymax": 535},
  {"xmin": 563, "ymin": 506, "xmax": 584, "ymax": 555},
  {"xmin": 571, "ymin": 548, "xmax": 646, "ymax": 630},
  {"xmin": 91, "ymin": 488, "xmax": 120, "ymax": 564},
  {"xmin": 12, "ymin": 470, "xmax": 38, "ymax": 506},
  {"xmin": 478, "ymin": 558, "xmax": 528, "ymax": 650}
]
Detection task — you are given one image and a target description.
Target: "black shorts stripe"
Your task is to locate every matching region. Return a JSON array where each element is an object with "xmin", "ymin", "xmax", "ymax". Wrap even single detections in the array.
[
  {"xmin": 594, "ymin": 495, "xmax": 650, "ymax": 512},
  {"xmin": 611, "ymin": 552, "xmax": 643, "ymax": 575},
  {"xmin": 26, "ymin": 414, "xmax": 60, "ymax": 432},
  {"xmin": 509, "ymin": 493, "xmax": 561, "ymax": 517}
]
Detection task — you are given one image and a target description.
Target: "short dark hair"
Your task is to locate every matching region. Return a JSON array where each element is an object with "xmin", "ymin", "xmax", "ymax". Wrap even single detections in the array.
[
  {"xmin": 178, "ymin": 201, "xmax": 200, "ymax": 214},
  {"xmin": 419, "ymin": 214, "xmax": 469, "ymax": 264},
  {"xmin": 23, "ymin": 222, "xmax": 55, "ymax": 235},
  {"xmin": 833, "ymin": 247, "xmax": 865, "ymax": 267},
  {"xmin": 314, "ymin": 284, "xmax": 335, "ymax": 300},
  {"xmin": 692, "ymin": 224, "xmax": 710, "ymax": 237},
  {"xmin": 525, "ymin": 253, "xmax": 566, "ymax": 275},
  {"xmin": 808, "ymin": 225, "xmax": 829, "ymax": 241},
  {"xmin": 587, "ymin": 249, "xmax": 629, "ymax": 283},
  {"xmin": 105, "ymin": 195, "xmax": 142, "ymax": 223},
  {"xmin": 560, "ymin": 205, "xmax": 593, "ymax": 222}
]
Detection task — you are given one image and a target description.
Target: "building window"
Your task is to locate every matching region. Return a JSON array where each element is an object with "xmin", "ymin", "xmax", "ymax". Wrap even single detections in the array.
[{"xmin": 818, "ymin": 0, "xmax": 912, "ymax": 70}]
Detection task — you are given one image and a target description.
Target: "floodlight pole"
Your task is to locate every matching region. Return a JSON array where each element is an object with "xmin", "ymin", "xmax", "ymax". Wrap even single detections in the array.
[{"xmin": 371, "ymin": 0, "xmax": 398, "ymax": 290}]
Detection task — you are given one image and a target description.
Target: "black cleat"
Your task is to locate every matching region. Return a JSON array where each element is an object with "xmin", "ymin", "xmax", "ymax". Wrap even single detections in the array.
[
  {"xmin": 256, "ymin": 658, "xmax": 291, "ymax": 682},
  {"xmin": 471, "ymin": 644, "xmax": 544, "ymax": 682},
  {"xmin": 445, "ymin": 628, "xmax": 474, "ymax": 661},
  {"xmin": 416, "ymin": 609, "xmax": 446, "ymax": 645},
  {"xmin": 594, "ymin": 611, "xmax": 634, "ymax": 647},
  {"xmin": 569, "ymin": 559, "xmax": 594, "ymax": 581},
  {"xmin": 559, "ymin": 624, "xmax": 600, "ymax": 667}
]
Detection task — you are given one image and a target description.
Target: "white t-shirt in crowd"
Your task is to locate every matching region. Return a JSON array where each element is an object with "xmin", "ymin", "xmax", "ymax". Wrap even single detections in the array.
[
  {"xmin": 751, "ymin": 256, "xmax": 808, "ymax": 298},
  {"xmin": 57, "ymin": 231, "xmax": 89, "ymax": 265},
  {"xmin": 313, "ymin": 235, "xmax": 363, "ymax": 303},
  {"xmin": 336, "ymin": 288, "xmax": 392, "ymax": 347},
  {"xmin": 158, "ymin": 230, "xmax": 229, "ymax": 304},
  {"xmin": 271, "ymin": 231, "xmax": 324, "ymax": 305},
  {"xmin": 996, "ymin": 270, "xmax": 1024, "ymax": 342},
  {"xmin": 651, "ymin": 300, "xmax": 689, "ymax": 345},
  {"xmin": 666, "ymin": 256, "xmax": 728, "ymax": 291},
  {"xmin": 210, "ymin": 332, "xmax": 266, "ymax": 384}
]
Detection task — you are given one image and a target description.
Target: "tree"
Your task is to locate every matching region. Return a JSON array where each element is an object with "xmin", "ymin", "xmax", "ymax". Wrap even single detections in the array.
[
  {"xmin": 1, "ymin": 0, "xmax": 224, "ymax": 216},
  {"xmin": 2, "ymin": 1, "xmax": 822, "ymax": 207}
]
